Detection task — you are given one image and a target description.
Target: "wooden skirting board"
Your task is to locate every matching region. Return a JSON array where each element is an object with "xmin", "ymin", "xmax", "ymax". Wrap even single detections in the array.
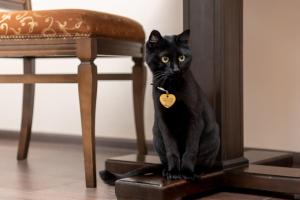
[
  {"xmin": 105, "ymin": 150, "xmax": 300, "ymax": 200},
  {"xmin": 0, "ymin": 130, "xmax": 154, "ymax": 152}
]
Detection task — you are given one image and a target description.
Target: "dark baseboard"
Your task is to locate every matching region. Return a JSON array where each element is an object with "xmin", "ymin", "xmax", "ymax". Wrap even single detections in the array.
[
  {"xmin": 0, "ymin": 130, "xmax": 154, "ymax": 152},
  {"xmin": 245, "ymin": 147, "xmax": 299, "ymax": 154},
  {"xmin": 3, "ymin": 130, "xmax": 295, "ymax": 155}
]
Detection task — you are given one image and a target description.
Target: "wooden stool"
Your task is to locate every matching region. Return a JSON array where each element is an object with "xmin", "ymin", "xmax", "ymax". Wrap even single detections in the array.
[{"xmin": 0, "ymin": 0, "xmax": 147, "ymax": 188}]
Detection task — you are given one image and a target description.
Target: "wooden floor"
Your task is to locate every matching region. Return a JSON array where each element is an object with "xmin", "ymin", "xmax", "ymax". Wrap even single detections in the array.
[{"xmin": 0, "ymin": 137, "xmax": 287, "ymax": 200}]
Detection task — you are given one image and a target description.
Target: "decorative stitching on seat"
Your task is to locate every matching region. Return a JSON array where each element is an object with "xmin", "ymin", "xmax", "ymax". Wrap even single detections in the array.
[
  {"xmin": 0, "ymin": 33, "xmax": 91, "ymax": 40},
  {"xmin": 0, "ymin": 9, "xmax": 145, "ymax": 42},
  {"xmin": 0, "ymin": 11, "xmax": 90, "ymax": 36}
]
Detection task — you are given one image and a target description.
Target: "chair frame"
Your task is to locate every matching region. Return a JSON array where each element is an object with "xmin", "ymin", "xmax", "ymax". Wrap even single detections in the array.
[{"xmin": 0, "ymin": 0, "xmax": 147, "ymax": 188}]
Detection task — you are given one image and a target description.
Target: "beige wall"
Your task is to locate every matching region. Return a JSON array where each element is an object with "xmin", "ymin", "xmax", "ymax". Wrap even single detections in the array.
[
  {"xmin": 0, "ymin": 0, "xmax": 183, "ymax": 139},
  {"xmin": 244, "ymin": 0, "xmax": 300, "ymax": 152}
]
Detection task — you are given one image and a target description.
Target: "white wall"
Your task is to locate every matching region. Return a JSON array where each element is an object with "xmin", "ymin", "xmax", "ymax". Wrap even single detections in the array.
[
  {"xmin": 244, "ymin": 0, "xmax": 300, "ymax": 152},
  {"xmin": 0, "ymin": 0, "xmax": 183, "ymax": 139}
]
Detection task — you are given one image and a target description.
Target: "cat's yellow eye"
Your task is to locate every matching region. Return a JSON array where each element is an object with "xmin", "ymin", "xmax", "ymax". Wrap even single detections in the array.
[
  {"xmin": 178, "ymin": 55, "xmax": 185, "ymax": 62},
  {"xmin": 161, "ymin": 56, "xmax": 170, "ymax": 64}
]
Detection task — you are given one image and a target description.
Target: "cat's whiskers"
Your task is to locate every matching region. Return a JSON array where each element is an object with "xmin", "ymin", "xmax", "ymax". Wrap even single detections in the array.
[
  {"xmin": 154, "ymin": 74, "xmax": 167, "ymax": 81},
  {"xmin": 153, "ymin": 72, "xmax": 165, "ymax": 77},
  {"xmin": 153, "ymin": 72, "xmax": 167, "ymax": 82},
  {"xmin": 154, "ymin": 74, "xmax": 166, "ymax": 80},
  {"xmin": 154, "ymin": 78, "xmax": 164, "ymax": 85},
  {"xmin": 155, "ymin": 76, "xmax": 167, "ymax": 87},
  {"xmin": 153, "ymin": 71, "xmax": 164, "ymax": 75}
]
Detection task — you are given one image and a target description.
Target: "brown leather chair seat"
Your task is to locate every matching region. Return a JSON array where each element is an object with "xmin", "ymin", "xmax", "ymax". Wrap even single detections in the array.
[{"xmin": 0, "ymin": 9, "xmax": 145, "ymax": 42}]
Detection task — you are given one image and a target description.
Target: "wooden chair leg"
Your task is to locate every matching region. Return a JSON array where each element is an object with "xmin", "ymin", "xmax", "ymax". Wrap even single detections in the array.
[
  {"xmin": 132, "ymin": 57, "xmax": 147, "ymax": 155},
  {"xmin": 77, "ymin": 39, "xmax": 97, "ymax": 188},
  {"xmin": 17, "ymin": 58, "xmax": 35, "ymax": 160}
]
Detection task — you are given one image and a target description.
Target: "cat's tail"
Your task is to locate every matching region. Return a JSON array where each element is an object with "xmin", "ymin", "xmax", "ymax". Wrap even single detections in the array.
[
  {"xmin": 99, "ymin": 170, "xmax": 119, "ymax": 185},
  {"xmin": 99, "ymin": 165, "xmax": 163, "ymax": 186}
]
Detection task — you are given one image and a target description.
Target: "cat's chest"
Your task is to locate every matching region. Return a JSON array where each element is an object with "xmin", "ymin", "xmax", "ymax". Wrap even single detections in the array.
[{"xmin": 159, "ymin": 100, "xmax": 190, "ymax": 125}]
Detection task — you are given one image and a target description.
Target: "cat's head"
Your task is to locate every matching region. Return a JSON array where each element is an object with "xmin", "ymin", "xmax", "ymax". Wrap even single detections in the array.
[{"xmin": 146, "ymin": 29, "xmax": 192, "ymax": 85}]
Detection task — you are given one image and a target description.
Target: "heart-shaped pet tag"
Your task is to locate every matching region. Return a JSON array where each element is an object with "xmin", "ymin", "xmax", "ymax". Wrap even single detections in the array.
[{"xmin": 159, "ymin": 94, "xmax": 176, "ymax": 108}]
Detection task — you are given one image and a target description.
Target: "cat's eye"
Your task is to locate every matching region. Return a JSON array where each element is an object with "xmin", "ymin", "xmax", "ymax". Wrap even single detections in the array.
[
  {"xmin": 161, "ymin": 56, "xmax": 170, "ymax": 64},
  {"xmin": 178, "ymin": 55, "xmax": 186, "ymax": 62}
]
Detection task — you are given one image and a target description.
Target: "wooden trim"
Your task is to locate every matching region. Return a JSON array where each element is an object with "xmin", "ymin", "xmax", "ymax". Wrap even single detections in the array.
[
  {"xmin": 111, "ymin": 154, "xmax": 223, "ymax": 200},
  {"xmin": 97, "ymin": 74, "xmax": 132, "ymax": 81},
  {"xmin": 223, "ymin": 150, "xmax": 300, "ymax": 196},
  {"xmin": 0, "ymin": 74, "xmax": 78, "ymax": 83},
  {"xmin": 0, "ymin": 0, "xmax": 25, "ymax": 10},
  {"xmin": 244, "ymin": 164, "xmax": 300, "ymax": 178},
  {"xmin": 0, "ymin": 38, "xmax": 77, "ymax": 58},
  {"xmin": 97, "ymin": 38, "xmax": 143, "ymax": 57},
  {"xmin": 0, "ymin": 73, "xmax": 133, "ymax": 83},
  {"xmin": 0, "ymin": 37, "xmax": 143, "ymax": 58},
  {"xmin": 24, "ymin": 0, "xmax": 31, "ymax": 10},
  {"xmin": 116, "ymin": 171, "xmax": 222, "ymax": 200},
  {"xmin": 224, "ymin": 165, "xmax": 300, "ymax": 195},
  {"xmin": 110, "ymin": 150, "xmax": 300, "ymax": 199},
  {"xmin": 0, "ymin": 130, "xmax": 154, "ymax": 152},
  {"xmin": 244, "ymin": 149, "xmax": 294, "ymax": 165},
  {"xmin": 183, "ymin": 0, "xmax": 190, "ymax": 30}
]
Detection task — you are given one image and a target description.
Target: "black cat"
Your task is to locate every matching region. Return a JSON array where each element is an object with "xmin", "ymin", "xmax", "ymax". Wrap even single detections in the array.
[
  {"xmin": 147, "ymin": 29, "xmax": 220, "ymax": 180},
  {"xmin": 99, "ymin": 30, "xmax": 220, "ymax": 184}
]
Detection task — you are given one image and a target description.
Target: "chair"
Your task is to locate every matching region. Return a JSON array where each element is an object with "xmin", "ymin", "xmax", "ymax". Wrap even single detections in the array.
[{"xmin": 0, "ymin": 0, "xmax": 147, "ymax": 188}]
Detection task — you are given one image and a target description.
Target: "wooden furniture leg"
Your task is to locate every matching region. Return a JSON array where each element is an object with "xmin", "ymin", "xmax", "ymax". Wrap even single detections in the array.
[
  {"xmin": 17, "ymin": 57, "xmax": 35, "ymax": 160},
  {"xmin": 132, "ymin": 57, "xmax": 147, "ymax": 155},
  {"xmin": 77, "ymin": 38, "xmax": 98, "ymax": 188}
]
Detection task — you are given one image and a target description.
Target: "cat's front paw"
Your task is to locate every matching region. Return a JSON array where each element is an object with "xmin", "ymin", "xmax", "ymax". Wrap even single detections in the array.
[
  {"xmin": 181, "ymin": 170, "xmax": 197, "ymax": 181},
  {"xmin": 162, "ymin": 169, "xmax": 182, "ymax": 180},
  {"xmin": 167, "ymin": 153, "xmax": 181, "ymax": 172},
  {"xmin": 181, "ymin": 153, "xmax": 196, "ymax": 172}
]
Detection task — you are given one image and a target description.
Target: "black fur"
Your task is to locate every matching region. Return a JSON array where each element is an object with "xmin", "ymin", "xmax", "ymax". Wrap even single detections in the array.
[
  {"xmin": 147, "ymin": 30, "xmax": 220, "ymax": 180},
  {"xmin": 99, "ymin": 30, "xmax": 220, "ymax": 184}
]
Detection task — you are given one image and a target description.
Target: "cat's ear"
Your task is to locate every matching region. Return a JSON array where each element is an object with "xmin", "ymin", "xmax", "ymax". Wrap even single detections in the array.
[
  {"xmin": 177, "ymin": 29, "xmax": 190, "ymax": 44},
  {"xmin": 148, "ymin": 30, "xmax": 163, "ymax": 44}
]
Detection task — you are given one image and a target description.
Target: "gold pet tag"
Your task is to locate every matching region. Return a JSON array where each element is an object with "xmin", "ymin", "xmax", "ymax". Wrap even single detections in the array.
[{"xmin": 160, "ymin": 93, "xmax": 176, "ymax": 108}]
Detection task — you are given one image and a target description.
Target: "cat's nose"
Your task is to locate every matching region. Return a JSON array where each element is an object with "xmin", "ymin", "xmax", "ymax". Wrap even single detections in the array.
[
  {"xmin": 173, "ymin": 69, "xmax": 180, "ymax": 75},
  {"xmin": 173, "ymin": 65, "xmax": 180, "ymax": 74}
]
